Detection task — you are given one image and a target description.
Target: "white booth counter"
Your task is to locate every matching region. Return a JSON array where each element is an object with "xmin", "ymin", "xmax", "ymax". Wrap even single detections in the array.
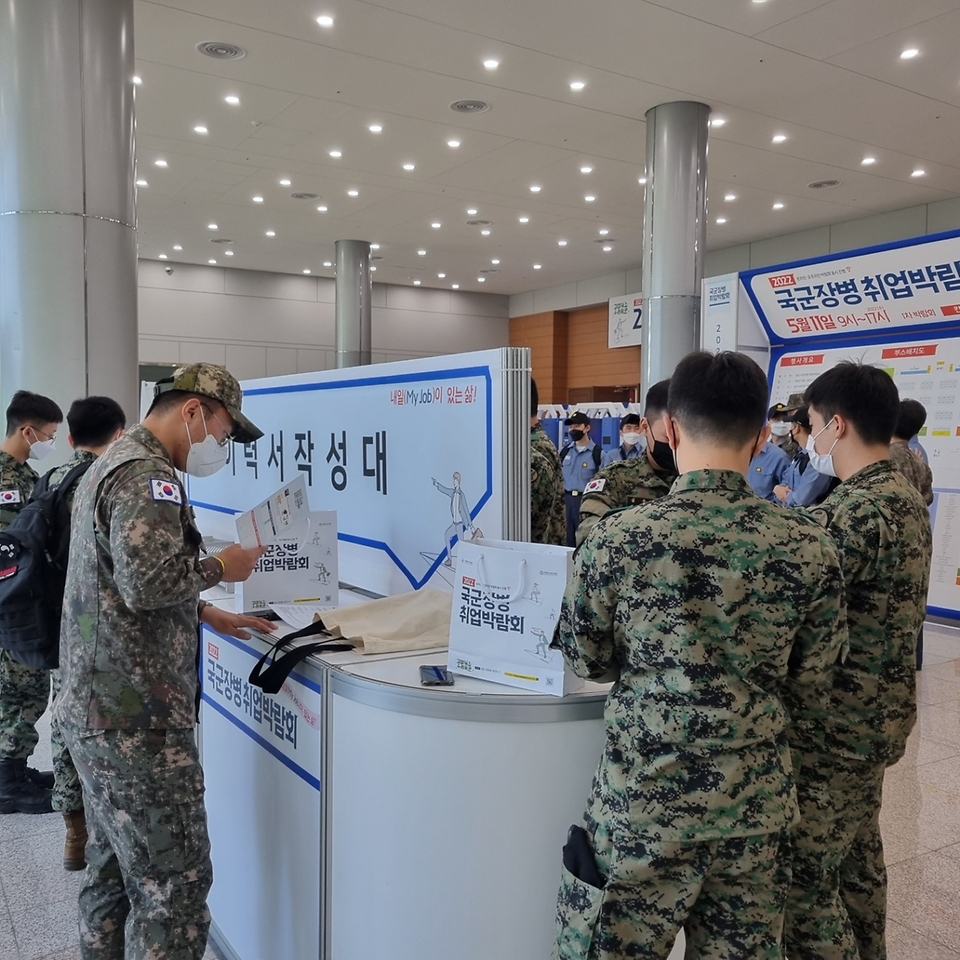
[{"xmin": 198, "ymin": 599, "xmax": 611, "ymax": 960}]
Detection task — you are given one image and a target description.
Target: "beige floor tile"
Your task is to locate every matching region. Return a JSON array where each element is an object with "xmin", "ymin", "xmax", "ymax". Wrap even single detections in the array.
[
  {"xmin": 881, "ymin": 773, "xmax": 960, "ymax": 853},
  {"xmin": 916, "ymin": 705, "xmax": 960, "ymax": 747},
  {"xmin": 887, "ymin": 852, "xmax": 960, "ymax": 952},
  {"xmin": 886, "ymin": 918, "xmax": 960, "ymax": 959},
  {"xmin": 918, "ymin": 674, "xmax": 960, "ymax": 708},
  {"xmin": 888, "ymin": 729, "xmax": 960, "ymax": 770},
  {"xmin": 920, "ymin": 660, "xmax": 960, "ymax": 684}
]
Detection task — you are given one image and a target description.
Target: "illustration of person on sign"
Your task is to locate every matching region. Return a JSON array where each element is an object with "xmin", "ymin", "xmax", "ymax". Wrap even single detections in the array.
[{"xmin": 432, "ymin": 471, "xmax": 478, "ymax": 566}]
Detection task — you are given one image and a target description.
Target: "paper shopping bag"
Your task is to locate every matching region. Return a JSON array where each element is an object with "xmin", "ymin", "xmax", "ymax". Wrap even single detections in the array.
[{"xmin": 447, "ymin": 538, "xmax": 583, "ymax": 696}]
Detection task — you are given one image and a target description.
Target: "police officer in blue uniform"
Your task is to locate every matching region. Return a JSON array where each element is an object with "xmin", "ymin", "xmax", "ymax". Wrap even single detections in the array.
[
  {"xmin": 560, "ymin": 412, "xmax": 600, "ymax": 547},
  {"xmin": 747, "ymin": 410, "xmax": 790, "ymax": 502},
  {"xmin": 773, "ymin": 406, "xmax": 835, "ymax": 507},
  {"xmin": 600, "ymin": 413, "xmax": 644, "ymax": 467}
]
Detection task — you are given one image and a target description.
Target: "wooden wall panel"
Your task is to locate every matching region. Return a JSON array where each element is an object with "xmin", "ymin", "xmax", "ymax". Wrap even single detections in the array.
[{"xmin": 565, "ymin": 306, "xmax": 640, "ymax": 392}]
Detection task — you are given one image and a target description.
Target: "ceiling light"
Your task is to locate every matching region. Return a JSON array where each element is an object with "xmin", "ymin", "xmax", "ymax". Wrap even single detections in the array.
[
  {"xmin": 467, "ymin": 208, "xmax": 478, "ymax": 215},
  {"xmin": 862, "ymin": 156, "xmax": 876, "ymax": 165},
  {"xmin": 752, "ymin": 0, "xmax": 768, "ymax": 4},
  {"xmin": 710, "ymin": 118, "xmax": 726, "ymax": 127},
  {"xmin": 529, "ymin": 185, "xmax": 541, "ymax": 192},
  {"xmin": 225, "ymin": 250, "xmax": 234, "ymax": 256},
  {"xmin": 403, "ymin": 163, "xmax": 415, "ymax": 171},
  {"xmin": 598, "ymin": 228, "xmax": 609, "ymax": 235},
  {"xmin": 533, "ymin": 264, "xmax": 542, "ymax": 270},
  {"xmin": 317, "ymin": 205, "xmax": 328, "ymax": 212},
  {"xmin": 451, "ymin": 283, "xmax": 459, "ymax": 289},
  {"xmin": 252, "ymin": 195, "xmax": 264, "ymax": 203},
  {"xmin": 132, "ymin": 76, "xmax": 142, "ymax": 85},
  {"xmin": 279, "ymin": 178, "xmax": 291, "ymax": 186},
  {"xmin": 773, "ymin": 202, "xmax": 784, "ymax": 210},
  {"xmin": 368, "ymin": 124, "xmax": 382, "ymax": 133},
  {"xmin": 431, "ymin": 222, "xmax": 441, "ymax": 228},
  {"xmin": 558, "ymin": 240, "xmax": 567, "ymax": 246},
  {"xmin": 912, "ymin": 168, "xmax": 926, "ymax": 177},
  {"xmin": 316, "ymin": 15, "xmax": 334, "ymax": 27},
  {"xmin": 518, "ymin": 216, "xmax": 529, "ymax": 223},
  {"xmin": 772, "ymin": 134, "xmax": 787, "ymax": 143},
  {"xmin": 418, "ymin": 249, "xmax": 427, "ymax": 256},
  {"xmin": 154, "ymin": 159, "xmax": 168, "ymax": 167},
  {"xmin": 370, "ymin": 243, "xmax": 380, "ymax": 250},
  {"xmin": 569, "ymin": 81, "xmax": 585, "ymax": 91},
  {"xmin": 716, "ymin": 218, "xmax": 727, "ymax": 224},
  {"xmin": 447, "ymin": 140, "xmax": 460, "ymax": 148},
  {"xmin": 580, "ymin": 166, "xmax": 593, "ymax": 174},
  {"xmin": 224, "ymin": 95, "xmax": 240, "ymax": 105},
  {"xmin": 158, "ymin": 254, "xmax": 168, "ymax": 259},
  {"xmin": 602, "ymin": 245, "xmax": 613, "ymax": 252},
  {"xmin": 265, "ymin": 230, "xmax": 276, "ymax": 237},
  {"xmin": 724, "ymin": 193, "xmax": 736, "ymax": 201},
  {"xmin": 492, "ymin": 259, "xmax": 500, "ymax": 265},
  {"xmin": 329, "ymin": 150, "xmax": 342, "ymax": 158},
  {"xmin": 638, "ymin": 177, "xmax": 647, "ymax": 184},
  {"xmin": 136, "ymin": 179, "xmax": 148, "ymax": 187},
  {"xmin": 483, "ymin": 59, "xmax": 499, "ymax": 70},
  {"xmin": 208, "ymin": 259, "xmax": 217, "ymax": 264},
  {"xmin": 303, "ymin": 269, "xmax": 311, "ymax": 274},
  {"xmin": 478, "ymin": 277, "xmax": 485, "ymax": 282},
  {"xmin": 413, "ymin": 280, "xmax": 421, "ymax": 285},
  {"xmin": 900, "ymin": 48, "xmax": 919, "ymax": 60},
  {"xmin": 348, "ymin": 189, "xmax": 359, "ymax": 197},
  {"xmin": 207, "ymin": 223, "xmax": 218, "ymax": 230},
  {"xmin": 323, "ymin": 261, "xmax": 332, "ymax": 267},
  {"xmin": 481, "ymin": 229, "xmax": 491, "ymax": 236},
  {"xmin": 173, "ymin": 245, "xmax": 182, "ymax": 251},
  {"xmin": 438, "ymin": 272, "xmax": 446, "ymax": 278},
  {"xmin": 194, "ymin": 125, "xmax": 208, "ymax": 134},
  {"xmin": 584, "ymin": 195, "xmax": 596, "ymax": 202}
]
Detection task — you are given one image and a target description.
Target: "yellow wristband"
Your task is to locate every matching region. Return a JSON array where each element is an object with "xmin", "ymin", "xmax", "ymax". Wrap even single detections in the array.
[{"xmin": 211, "ymin": 555, "xmax": 226, "ymax": 579}]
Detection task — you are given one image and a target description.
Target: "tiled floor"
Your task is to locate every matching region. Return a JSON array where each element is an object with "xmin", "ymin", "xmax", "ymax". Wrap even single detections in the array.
[{"xmin": 3, "ymin": 624, "xmax": 960, "ymax": 960}]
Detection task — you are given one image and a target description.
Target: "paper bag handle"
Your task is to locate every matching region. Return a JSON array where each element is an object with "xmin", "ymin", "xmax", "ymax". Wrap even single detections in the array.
[{"xmin": 476, "ymin": 553, "xmax": 528, "ymax": 604}]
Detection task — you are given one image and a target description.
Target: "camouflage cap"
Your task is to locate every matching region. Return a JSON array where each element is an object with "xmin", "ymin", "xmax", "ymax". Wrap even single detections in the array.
[
  {"xmin": 155, "ymin": 362, "xmax": 263, "ymax": 444},
  {"xmin": 786, "ymin": 392, "xmax": 805, "ymax": 409}
]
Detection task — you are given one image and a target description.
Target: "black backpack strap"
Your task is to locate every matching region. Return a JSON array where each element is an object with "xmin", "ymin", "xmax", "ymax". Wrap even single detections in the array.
[
  {"xmin": 592, "ymin": 445, "xmax": 602, "ymax": 468},
  {"xmin": 248, "ymin": 620, "xmax": 353, "ymax": 694},
  {"xmin": 558, "ymin": 444, "xmax": 572, "ymax": 462}
]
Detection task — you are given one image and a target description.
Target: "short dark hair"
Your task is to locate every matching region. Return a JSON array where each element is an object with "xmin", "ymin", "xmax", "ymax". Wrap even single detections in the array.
[
  {"xmin": 895, "ymin": 399, "xmax": 927, "ymax": 440},
  {"xmin": 644, "ymin": 379, "xmax": 670, "ymax": 420},
  {"xmin": 530, "ymin": 377, "xmax": 539, "ymax": 417},
  {"xmin": 668, "ymin": 352, "xmax": 768, "ymax": 446},
  {"xmin": 620, "ymin": 413, "xmax": 641, "ymax": 428},
  {"xmin": 67, "ymin": 396, "xmax": 126, "ymax": 447},
  {"xmin": 5, "ymin": 390, "xmax": 63, "ymax": 437},
  {"xmin": 147, "ymin": 389, "xmax": 202, "ymax": 417},
  {"xmin": 804, "ymin": 362, "xmax": 898, "ymax": 446}
]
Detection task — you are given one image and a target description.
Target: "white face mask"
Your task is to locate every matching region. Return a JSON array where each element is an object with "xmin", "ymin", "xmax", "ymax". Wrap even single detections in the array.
[
  {"xmin": 622, "ymin": 432, "xmax": 643, "ymax": 448},
  {"xmin": 770, "ymin": 421, "xmax": 791, "ymax": 437},
  {"xmin": 184, "ymin": 408, "xmax": 229, "ymax": 478},
  {"xmin": 806, "ymin": 419, "xmax": 839, "ymax": 478},
  {"xmin": 27, "ymin": 429, "xmax": 56, "ymax": 461}
]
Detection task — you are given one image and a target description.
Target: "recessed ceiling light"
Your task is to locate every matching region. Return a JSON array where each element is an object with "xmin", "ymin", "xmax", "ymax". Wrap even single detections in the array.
[
  {"xmin": 467, "ymin": 208, "xmax": 478, "ymax": 215},
  {"xmin": 173, "ymin": 245, "xmax": 182, "ymax": 251},
  {"xmin": 569, "ymin": 81, "xmax": 585, "ymax": 91},
  {"xmin": 252, "ymin": 195, "xmax": 264, "ymax": 203},
  {"xmin": 316, "ymin": 15, "xmax": 334, "ymax": 27},
  {"xmin": 710, "ymin": 118, "xmax": 726, "ymax": 127},
  {"xmin": 752, "ymin": 0, "xmax": 768, "ymax": 4},
  {"xmin": 533, "ymin": 264, "xmax": 542, "ymax": 270},
  {"xmin": 158, "ymin": 254, "xmax": 168, "ymax": 259},
  {"xmin": 368, "ymin": 124, "xmax": 382, "ymax": 133},
  {"xmin": 431, "ymin": 222, "xmax": 441, "ymax": 229},
  {"xmin": 483, "ymin": 59, "xmax": 499, "ymax": 70},
  {"xmin": 329, "ymin": 150, "xmax": 342, "ymax": 158},
  {"xmin": 451, "ymin": 283, "xmax": 459, "ymax": 289},
  {"xmin": 638, "ymin": 177, "xmax": 647, "ymax": 184},
  {"xmin": 598, "ymin": 229, "xmax": 609, "ymax": 236},
  {"xmin": 724, "ymin": 193, "xmax": 736, "ymax": 201},
  {"xmin": 303, "ymin": 269, "xmax": 311, "ymax": 274},
  {"xmin": 481, "ymin": 229, "xmax": 491, "ymax": 236},
  {"xmin": 584, "ymin": 195, "xmax": 596, "ymax": 202},
  {"xmin": 154, "ymin": 159, "xmax": 168, "ymax": 167},
  {"xmin": 518, "ymin": 217, "xmax": 529, "ymax": 223},
  {"xmin": 558, "ymin": 240, "xmax": 567, "ymax": 246},
  {"xmin": 438, "ymin": 272, "xmax": 446, "ymax": 278},
  {"xmin": 136, "ymin": 179, "xmax": 148, "ymax": 187},
  {"xmin": 772, "ymin": 134, "xmax": 787, "ymax": 143},
  {"xmin": 773, "ymin": 202, "xmax": 784, "ymax": 210},
  {"xmin": 403, "ymin": 163, "xmax": 415, "ymax": 171},
  {"xmin": 447, "ymin": 140, "xmax": 460, "ymax": 148},
  {"xmin": 580, "ymin": 166, "xmax": 593, "ymax": 174},
  {"xmin": 900, "ymin": 48, "xmax": 919, "ymax": 59},
  {"xmin": 207, "ymin": 223, "xmax": 218, "ymax": 230},
  {"xmin": 194, "ymin": 125, "xmax": 208, "ymax": 134},
  {"xmin": 265, "ymin": 230, "xmax": 276, "ymax": 237},
  {"xmin": 348, "ymin": 189, "xmax": 359, "ymax": 197},
  {"xmin": 317, "ymin": 205, "xmax": 328, "ymax": 212},
  {"xmin": 417, "ymin": 249, "xmax": 427, "ymax": 256},
  {"xmin": 478, "ymin": 277, "xmax": 486, "ymax": 282},
  {"xmin": 912, "ymin": 168, "xmax": 926, "ymax": 177},
  {"xmin": 208, "ymin": 259, "xmax": 217, "ymax": 264},
  {"xmin": 529, "ymin": 185, "xmax": 541, "ymax": 192},
  {"xmin": 225, "ymin": 250, "xmax": 234, "ymax": 256},
  {"xmin": 716, "ymin": 217, "xmax": 727, "ymax": 224},
  {"xmin": 370, "ymin": 243, "xmax": 380, "ymax": 250},
  {"xmin": 413, "ymin": 279, "xmax": 421, "ymax": 285},
  {"xmin": 602, "ymin": 245, "xmax": 613, "ymax": 252},
  {"xmin": 279, "ymin": 178, "xmax": 291, "ymax": 186},
  {"xmin": 862, "ymin": 156, "xmax": 876, "ymax": 165},
  {"xmin": 224, "ymin": 95, "xmax": 240, "ymax": 105},
  {"xmin": 132, "ymin": 76, "xmax": 142, "ymax": 85},
  {"xmin": 491, "ymin": 259, "xmax": 500, "ymax": 264}
]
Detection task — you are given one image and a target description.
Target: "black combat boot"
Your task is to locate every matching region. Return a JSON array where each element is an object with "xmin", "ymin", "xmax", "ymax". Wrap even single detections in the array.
[
  {"xmin": 24, "ymin": 766, "xmax": 55, "ymax": 788},
  {"xmin": 0, "ymin": 758, "xmax": 53, "ymax": 814}
]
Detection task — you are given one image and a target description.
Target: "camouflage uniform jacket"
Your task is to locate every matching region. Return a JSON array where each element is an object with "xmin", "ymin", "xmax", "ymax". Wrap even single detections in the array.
[
  {"xmin": 44, "ymin": 449, "xmax": 97, "ymax": 509},
  {"xmin": 553, "ymin": 469, "xmax": 846, "ymax": 841},
  {"xmin": 0, "ymin": 451, "xmax": 38, "ymax": 529},
  {"xmin": 531, "ymin": 422, "xmax": 558, "ymax": 463},
  {"xmin": 531, "ymin": 446, "xmax": 566, "ymax": 546},
  {"xmin": 785, "ymin": 460, "xmax": 932, "ymax": 767},
  {"xmin": 575, "ymin": 452, "xmax": 676, "ymax": 546},
  {"xmin": 54, "ymin": 424, "xmax": 220, "ymax": 732},
  {"xmin": 888, "ymin": 440, "xmax": 933, "ymax": 506}
]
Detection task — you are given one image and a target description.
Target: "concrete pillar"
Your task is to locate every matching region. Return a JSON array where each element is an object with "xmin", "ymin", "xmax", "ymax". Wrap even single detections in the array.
[
  {"xmin": 0, "ymin": 0, "xmax": 139, "ymax": 423},
  {"xmin": 334, "ymin": 239, "xmax": 372, "ymax": 368},
  {"xmin": 640, "ymin": 101, "xmax": 710, "ymax": 386}
]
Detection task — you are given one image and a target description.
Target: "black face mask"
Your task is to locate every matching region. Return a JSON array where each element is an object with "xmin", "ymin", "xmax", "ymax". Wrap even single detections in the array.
[
  {"xmin": 568, "ymin": 429, "xmax": 585, "ymax": 442},
  {"xmin": 650, "ymin": 439, "xmax": 676, "ymax": 474}
]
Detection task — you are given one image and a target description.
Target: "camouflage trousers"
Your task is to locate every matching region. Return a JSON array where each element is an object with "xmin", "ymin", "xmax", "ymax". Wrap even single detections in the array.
[
  {"xmin": 0, "ymin": 648, "xmax": 49, "ymax": 759},
  {"xmin": 49, "ymin": 670, "xmax": 83, "ymax": 813},
  {"xmin": 63, "ymin": 727, "xmax": 212, "ymax": 960},
  {"xmin": 554, "ymin": 813, "xmax": 791, "ymax": 959},
  {"xmin": 784, "ymin": 751, "xmax": 887, "ymax": 960}
]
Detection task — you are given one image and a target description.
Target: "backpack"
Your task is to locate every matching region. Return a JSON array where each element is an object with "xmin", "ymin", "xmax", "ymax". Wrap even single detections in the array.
[
  {"xmin": 558, "ymin": 443, "xmax": 602, "ymax": 471},
  {"xmin": 0, "ymin": 460, "xmax": 94, "ymax": 669}
]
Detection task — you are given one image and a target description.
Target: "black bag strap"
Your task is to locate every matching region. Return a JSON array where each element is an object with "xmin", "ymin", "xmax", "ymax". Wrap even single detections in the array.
[
  {"xmin": 248, "ymin": 619, "xmax": 353, "ymax": 694},
  {"xmin": 558, "ymin": 443, "xmax": 572, "ymax": 462},
  {"xmin": 592, "ymin": 444, "xmax": 602, "ymax": 468}
]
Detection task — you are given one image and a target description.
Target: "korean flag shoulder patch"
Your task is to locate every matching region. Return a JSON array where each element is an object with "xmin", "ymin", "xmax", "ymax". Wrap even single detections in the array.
[
  {"xmin": 584, "ymin": 478, "xmax": 606, "ymax": 495},
  {"xmin": 0, "ymin": 490, "xmax": 21, "ymax": 505},
  {"xmin": 149, "ymin": 478, "xmax": 183, "ymax": 505}
]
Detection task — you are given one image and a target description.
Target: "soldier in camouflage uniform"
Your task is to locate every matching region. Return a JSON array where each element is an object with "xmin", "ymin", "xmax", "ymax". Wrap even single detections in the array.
[
  {"xmin": 551, "ymin": 352, "xmax": 846, "ymax": 960},
  {"xmin": 783, "ymin": 363, "xmax": 933, "ymax": 960},
  {"xmin": 0, "ymin": 390, "xmax": 64, "ymax": 815},
  {"xmin": 575, "ymin": 380, "xmax": 676, "ymax": 546},
  {"xmin": 54, "ymin": 364, "xmax": 275, "ymax": 960},
  {"xmin": 769, "ymin": 402, "xmax": 801, "ymax": 460},
  {"xmin": 531, "ymin": 379, "xmax": 566, "ymax": 545},
  {"xmin": 889, "ymin": 398, "xmax": 934, "ymax": 506},
  {"xmin": 44, "ymin": 397, "xmax": 127, "ymax": 871}
]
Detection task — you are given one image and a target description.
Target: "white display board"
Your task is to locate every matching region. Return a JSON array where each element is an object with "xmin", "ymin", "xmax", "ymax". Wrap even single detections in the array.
[
  {"xmin": 608, "ymin": 292, "xmax": 644, "ymax": 348},
  {"xmin": 700, "ymin": 273, "xmax": 740, "ymax": 354},
  {"xmin": 188, "ymin": 349, "xmax": 524, "ymax": 597}
]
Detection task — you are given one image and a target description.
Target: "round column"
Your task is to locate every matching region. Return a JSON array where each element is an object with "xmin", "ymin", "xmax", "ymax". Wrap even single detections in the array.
[
  {"xmin": 640, "ymin": 101, "xmax": 710, "ymax": 386},
  {"xmin": 335, "ymin": 239, "xmax": 372, "ymax": 368},
  {"xmin": 0, "ymin": 0, "xmax": 139, "ymax": 422}
]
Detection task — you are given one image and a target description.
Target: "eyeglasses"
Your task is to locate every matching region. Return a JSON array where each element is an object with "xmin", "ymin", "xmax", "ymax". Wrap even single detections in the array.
[
  {"xmin": 29, "ymin": 426, "xmax": 57, "ymax": 443},
  {"xmin": 200, "ymin": 405, "xmax": 234, "ymax": 447}
]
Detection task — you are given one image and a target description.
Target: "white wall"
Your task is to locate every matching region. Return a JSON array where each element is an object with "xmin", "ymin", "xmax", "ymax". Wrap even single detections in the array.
[
  {"xmin": 508, "ymin": 195, "xmax": 960, "ymax": 317},
  {"xmin": 138, "ymin": 261, "xmax": 510, "ymax": 379}
]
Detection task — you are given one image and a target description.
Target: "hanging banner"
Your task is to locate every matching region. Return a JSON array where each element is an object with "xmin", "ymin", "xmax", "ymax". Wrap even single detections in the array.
[
  {"xmin": 608, "ymin": 293, "xmax": 644, "ymax": 349},
  {"xmin": 701, "ymin": 274, "xmax": 740, "ymax": 354}
]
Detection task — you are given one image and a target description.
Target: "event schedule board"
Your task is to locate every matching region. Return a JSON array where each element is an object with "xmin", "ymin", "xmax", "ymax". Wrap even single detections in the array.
[{"xmin": 740, "ymin": 228, "xmax": 960, "ymax": 621}]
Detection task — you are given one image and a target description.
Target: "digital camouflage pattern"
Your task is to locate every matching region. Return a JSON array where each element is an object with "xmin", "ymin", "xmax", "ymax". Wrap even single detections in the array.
[
  {"xmin": 532, "ymin": 421, "xmax": 558, "ymax": 463},
  {"xmin": 161, "ymin": 361, "xmax": 262, "ymax": 444},
  {"xmin": 532, "ymin": 446, "xmax": 566, "ymax": 546},
  {"xmin": 784, "ymin": 460, "xmax": 933, "ymax": 960},
  {"xmin": 575, "ymin": 451, "xmax": 676, "ymax": 547},
  {"xmin": 0, "ymin": 452, "xmax": 45, "ymax": 762},
  {"xmin": 551, "ymin": 469, "xmax": 845, "ymax": 958},
  {"xmin": 888, "ymin": 440, "xmax": 933, "ymax": 505},
  {"xmin": 65, "ymin": 727, "xmax": 212, "ymax": 960},
  {"xmin": 55, "ymin": 424, "xmax": 221, "ymax": 733}
]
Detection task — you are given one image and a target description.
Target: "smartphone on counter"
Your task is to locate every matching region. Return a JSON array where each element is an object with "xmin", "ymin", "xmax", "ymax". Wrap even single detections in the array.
[{"xmin": 419, "ymin": 664, "xmax": 454, "ymax": 686}]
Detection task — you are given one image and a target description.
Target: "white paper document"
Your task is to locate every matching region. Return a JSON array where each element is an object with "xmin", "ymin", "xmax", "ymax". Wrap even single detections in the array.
[
  {"xmin": 268, "ymin": 602, "xmax": 331, "ymax": 631},
  {"xmin": 235, "ymin": 476, "xmax": 310, "ymax": 550}
]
